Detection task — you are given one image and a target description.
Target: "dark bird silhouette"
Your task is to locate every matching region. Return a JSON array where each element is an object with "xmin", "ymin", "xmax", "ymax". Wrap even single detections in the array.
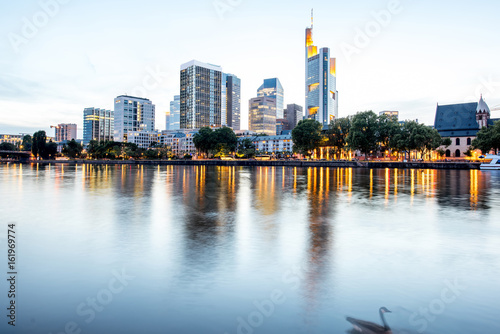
[{"xmin": 346, "ymin": 307, "xmax": 392, "ymax": 334}]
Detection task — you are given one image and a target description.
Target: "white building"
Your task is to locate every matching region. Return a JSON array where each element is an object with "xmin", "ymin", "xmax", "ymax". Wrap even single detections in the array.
[
  {"xmin": 126, "ymin": 131, "xmax": 160, "ymax": 149},
  {"xmin": 159, "ymin": 129, "xmax": 198, "ymax": 156},
  {"xmin": 114, "ymin": 95, "xmax": 155, "ymax": 142},
  {"xmin": 239, "ymin": 134, "xmax": 293, "ymax": 155}
]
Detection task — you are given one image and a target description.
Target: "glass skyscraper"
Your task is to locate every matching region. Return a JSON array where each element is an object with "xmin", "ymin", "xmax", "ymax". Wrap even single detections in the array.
[
  {"xmin": 257, "ymin": 78, "xmax": 284, "ymax": 119},
  {"xmin": 113, "ymin": 95, "xmax": 155, "ymax": 142},
  {"xmin": 180, "ymin": 60, "xmax": 223, "ymax": 129},
  {"xmin": 226, "ymin": 74, "xmax": 241, "ymax": 130},
  {"xmin": 249, "ymin": 96, "xmax": 276, "ymax": 136},
  {"xmin": 83, "ymin": 108, "xmax": 114, "ymax": 144},
  {"xmin": 166, "ymin": 95, "xmax": 180, "ymax": 130},
  {"xmin": 305, "ymin": 15, "xmax": 338, "ymax": 125}
]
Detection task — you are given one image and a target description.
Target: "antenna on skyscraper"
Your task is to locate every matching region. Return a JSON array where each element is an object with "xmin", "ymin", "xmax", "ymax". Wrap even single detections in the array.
[{"xmin": 311, "ymin": 8, "xmax": 314, "ymax": 29}]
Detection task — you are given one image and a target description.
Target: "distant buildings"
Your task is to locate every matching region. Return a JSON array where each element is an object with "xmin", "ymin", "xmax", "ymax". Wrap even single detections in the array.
[
  {"xmin": 114, "ymin": 95, "xmax": 155, "ymax": 142},
  {"xmin": 0, "ymin": 134, "xmax": 23, "ymax": 147},
  {"xmin": 54, "ymin": 123, "xmax": 77, "ymax": 142},
  {"xmin": 305, "ymin": 14, "xmax": 338, "ymax": 125},
  {"xmin": 257, "ymin": 78, "xmax": 284, "ymax": 119},
  {"xmin": 379, "ymin": 111, "xmax": 399, "ymax": 120},
  {"xmin": 249, "ymin": 96, "xmax": 277, "ymax": 136},
  {"xmin": 276, "ymin": 119, "xmax": 289, "ymax": 135},
  {"xmin": 83, "ymin": 108, "xmax": 114, "ymax": 144},
  {"xmin": 285, "ymin": 104, "xmax": 304, "ymax": 129},
  {"xmin": 226, "ymin": 74, "xmax": 241, "ymax": 130},
  {"xmin": 166, "ymin": 95, "xmax": 180, "ymax": 131},
  {"xmin": 434, "ymin": 96, "xmax": 493, "ymax": 158}
]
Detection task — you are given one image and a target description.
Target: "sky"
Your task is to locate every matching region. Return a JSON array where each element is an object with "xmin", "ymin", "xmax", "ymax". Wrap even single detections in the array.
[{"xmin": 1, "ymin": 0, "xmax": 500, "ymax": 138}]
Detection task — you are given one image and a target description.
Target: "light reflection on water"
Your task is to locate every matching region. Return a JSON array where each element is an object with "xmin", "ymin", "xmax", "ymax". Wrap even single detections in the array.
[{"xmin": 0, "ymin": 163, "xmax": 499, "ymax": 334}]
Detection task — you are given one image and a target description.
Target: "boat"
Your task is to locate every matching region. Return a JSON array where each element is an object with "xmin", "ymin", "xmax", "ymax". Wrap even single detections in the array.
[{"xmin": 479, "ymin": 154, "xmax": 500, "ymax": 170}]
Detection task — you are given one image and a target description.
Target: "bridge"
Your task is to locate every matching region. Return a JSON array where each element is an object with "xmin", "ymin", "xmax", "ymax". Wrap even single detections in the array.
[{"xmin": 0, "ymin": 151, "xmax": 32, "ymax": 161}]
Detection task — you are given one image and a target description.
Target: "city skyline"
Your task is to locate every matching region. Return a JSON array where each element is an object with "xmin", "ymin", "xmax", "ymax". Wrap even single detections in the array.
[{"xmin": 1, "ymin": 0, "xmax": 500, "ymax": 138}]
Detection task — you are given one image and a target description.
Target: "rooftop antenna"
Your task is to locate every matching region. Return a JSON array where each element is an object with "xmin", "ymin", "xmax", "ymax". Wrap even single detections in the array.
[{"xmin": 311, "ymin": 8, "xmax": 314, "ymax": 29}]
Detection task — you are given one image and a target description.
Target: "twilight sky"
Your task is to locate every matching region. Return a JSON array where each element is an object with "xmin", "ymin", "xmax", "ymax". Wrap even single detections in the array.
[{"xmin": 1, "ymin": 0, "xmax": 500, "ymax": 138}]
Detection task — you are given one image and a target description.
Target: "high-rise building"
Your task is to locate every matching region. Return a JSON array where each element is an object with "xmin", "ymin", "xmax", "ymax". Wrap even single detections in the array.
[
  {"xmin": 379, "ymin": 111, "xmax": 399, "ymax": 120},
  {"xmin": 83, "ymin": 108, "xmax": 114, "ymax": 144},
  {"xmin": 284, "ymin": 104, "xmax": 304, "ymax": 129},
  {"xmin": 249, "ymin": 96, "xmax": 276, "ymax": 136},
  {"xmin": 54, "ymin": 123, "xmax": 77, "ymax": 142},
  {"xmin": 257, "ymin": 78, "xmax": 284, "ymax": 119},
  {"xmin": 305, "ymin": 13, "xmax": 338, "ymax": 125},
  {"xmin": 180, "ymin": 60, "xmax": 223, "ymax": 129},
  {"xmin": 114, "ymin": 95, "xmax": 155, "ymax": 142},
  {"xmin": 226, "ymin": 74, "xmax": 241, "ymax": 130},
  {"xmin": 166, "ymin": 95, "xmax": 180, "ymax": 130}
]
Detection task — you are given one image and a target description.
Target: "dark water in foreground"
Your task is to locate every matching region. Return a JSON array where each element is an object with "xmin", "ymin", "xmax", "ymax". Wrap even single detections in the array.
[{"xmin": 0, "ymin": 164, "xmax": 499, "ymax": 334}]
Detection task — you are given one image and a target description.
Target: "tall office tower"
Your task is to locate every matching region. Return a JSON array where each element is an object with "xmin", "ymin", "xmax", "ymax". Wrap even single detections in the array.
[
  {"xmin": 166, "ymin": 95, "xmax": 180, "ymax": 130},
  {"xmin": 113, "ymin": 95, "xmax": 155, "ymax": 142},
  {"xmin": 257, "ymin": 78, "xmax": 284, "ymax": 119},
  {"xmin": 226, "ymin": 74, "xmax": 241, "ymax": 130},
  {"xmin": 305, "ymin": 12, "xmax": 338, "ymax": 125},
  {"xmin": 284, "ymin": 104, "xmax": 304, "ymax": 129},
  {"xmin": 54, "ymin": 123, "xmax": 77, "ymax": 142},
  {"xmin": 180, "ymin": 60, "xmax": 224, "ymax": 129},
  {"xmin": 83, "ymin": 108, "xmax": 114, "ymax": 144},
  {"xmin": 249, "ymin": 96, "xmax": 277, "ymax": 136}
]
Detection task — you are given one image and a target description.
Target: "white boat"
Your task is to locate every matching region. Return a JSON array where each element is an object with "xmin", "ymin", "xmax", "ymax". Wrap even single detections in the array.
[{"xmin": 480, "ymin": 154, "xmax": 500, "ymax": 170}]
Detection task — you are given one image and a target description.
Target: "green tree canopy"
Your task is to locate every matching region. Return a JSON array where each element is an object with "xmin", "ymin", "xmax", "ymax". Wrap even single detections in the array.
[
  {"xmin": 193, "ymin": 127, "xmax": 215, "ymax": 156},
  {"xmin": 326, "ymin": 116, "xmax": 351, "ymax": 159},
  {"xmin": 22, "ymin": 135, "xmax": 32, "ymax": 151},
  {"xmin": 237, "ymin": 138, "xmax": 256, "ymax": 158},
  {"xmin": 346, "ymin": 111, "xmax": 379, "ymax": 159},
  {"xmin": 0, "ymin": 142, "xmax": 17, "ymax": 151},
  {"xmin": 32, "ymin": 130, "xmax": 47, "ymax": 159},
  {"xmin": 292, "ymin": 119, "xmax": 323, "ymax": 157},
  {"xmin": 62, "ymin": 139, "xmax": 83, "ymax": 159}
]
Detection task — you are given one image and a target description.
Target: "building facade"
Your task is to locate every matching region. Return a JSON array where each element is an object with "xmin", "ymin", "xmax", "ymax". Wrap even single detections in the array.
[
  {"xmin": 180, "ymin": 60, "xmax": 223, "ymax": 129},
  {"xmin": 257, "ymin": 78, "xmax": 284, "ymax": 119},
  {"xmin": 83, "ymin": 108, "xmax": 114, "ymax": 144},
  {"xmin": 166, "ymin": 95, "xmax": 180, "ymax": 131},
  {"xmin": 238, "ymin": 134, "xmax": 293, "ymax": 155},
  {"xmin": 249, "ymin": 96, "xmax": 277, "ymax": 136},
  {"xmin": 54, "ymin": 123, "xmax": 77, "ymax": 142},
  {"xmin": 158, "ymin": 129, "xmax": 198, "ymax": 156},
  {"xmin": 305, "ymin": 16, "xmax": 338, "ymax": 125},
  {"xmin": 226, "ymin": 74, "xmax": 241, "ymax": 130},
  {"xmin": 434, "ymin": 96, "xmax": 492, "ymax": 158},
  {"xmin": 284, "ymin": 104, "xmax": 304, "ymax": 130},
  {"xmin": 114, "ymin": 95, "xmax": 155, "ymax": 142}
]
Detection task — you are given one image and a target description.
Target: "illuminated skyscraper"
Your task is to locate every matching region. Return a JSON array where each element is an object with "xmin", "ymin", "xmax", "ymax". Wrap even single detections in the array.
[
  {"xmin": 113, "ymin": 95, "xmax": 155, "ymax": 142},
  {"xmin": 305, "ymin": 11, "xmax": 338, "ymax": 125},
  {"xmin": 257, "ymin": 78, "xmax": 284, "ymax": 119},
  {"xmin": 249, "ymin": 96, "xmax": 276, "ymax": 136},
  {"xmin": 180, "ymin": 60, "xmax": 223, "ymax": 129},
  {"xmin": 83, "ymin": 108, "xmax": 114, "ymax": 144}
]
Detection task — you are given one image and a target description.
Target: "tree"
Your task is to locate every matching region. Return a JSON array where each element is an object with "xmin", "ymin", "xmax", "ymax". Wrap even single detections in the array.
[
  {"xmin": 292, "ymin": 119, "xmax": 323, "ymax": 158},
  {"xmin": 442, "ymin": 137, "xmax": 452, "ymax": 148},
  {"xmin": 213, "ymin": 127, "xmax": 238, "ymax": 154},
  {"xmin": 32, "ymin": 130, "xmax": 47, "ymax": 159},
  {"xmin": 193, "ymin": 127, "xmax": 214, "ymax": 157},
  {"xmin": 326, "ymin": 117, "xmax": 351, "ymax": 159},
  {"xmin": 471, "ymin": 121, "xmax": 500, "ymax": 154},
  {"xmin": 44, "ymin": 140, "xmax": 58, "ymax": 159},
  {"xmin": 237, "ymin": 138, "xmax": 256, "ymax": 158},
  {"xmin": 377, "ymin": 114, "xmax": 400, "ymax": 157},
  {"xmin": 346, "ymin": 111, "xmax": 379, "ymax": 160},
  {"xmin": 22, "ymin": 135, "xmax": 32, "ymax": 151},
  {"xmin": 0, "ymin": 142, "xmax": 17, "ymax": 151},
  {"xmin": 62, "ymin": 139, "xmax": 83, "ymax": 159}
]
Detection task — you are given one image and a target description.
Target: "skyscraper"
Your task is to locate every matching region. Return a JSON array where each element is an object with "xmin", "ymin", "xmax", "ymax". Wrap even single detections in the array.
[
  {"xmin": 226, "ymin": 74, "xmax": 241, "ymax": 130},
  {"xmin": 305, "ymin": 12, "xmax": 338, "ymax": 125},
  {"xmin": 113, "ymin": 95, "xmax": 155, "ymax": 142},
  {"xmin": 54, "ymin": 123, "xmax": 77, "ymax": 142},
  {"xmin": 83, "ymin": 108, "xmax": 114, "ymax": 144},
  {"xmin": 257, "ymin": 78, "xmax": 284, "ymax": 119},
  {"xmin": 249, "ymin": 96, "xmax": 276, "ymax": 136},
  {"xmin": 180, "ymin": 60, "xmax": 223, "ymax": 129},
  {"xmin": 166, "ymin": 95, "xmax": 180, "ymax": 130},
  {"xmin": 284, "ymin": 104, "xmax": 304, "ymax": 129}
]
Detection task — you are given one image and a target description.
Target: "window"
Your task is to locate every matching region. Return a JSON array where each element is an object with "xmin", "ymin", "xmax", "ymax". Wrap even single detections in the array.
[
  {"xmin": 456, "ymin": 138, "xmax": 460, "ymax": 145},
  {"xmin": 446, "ymin": 150, "xmax": 451, "ymax": 158},
  {"xmin": 455, "ymin": 149, "xmax": 461, "ymax": 158},
  {"xmin": 467, "ymin": 138, "xmax": 472, "ymax": 145}
]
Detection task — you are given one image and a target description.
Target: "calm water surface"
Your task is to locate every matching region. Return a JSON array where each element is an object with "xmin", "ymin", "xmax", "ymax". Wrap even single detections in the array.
[{"xmin": 1, "ymin": 164, "xmax": 499, "ymax": 334}]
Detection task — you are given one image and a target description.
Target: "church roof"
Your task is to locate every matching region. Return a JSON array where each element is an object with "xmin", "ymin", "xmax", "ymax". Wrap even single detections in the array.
[
  {"xmin": 434, "ymin": 102, "xmax": 479, "ymax": 137},
  {"xmin": 477, "ymin": 95, "xmax": 491, "ymax": 113}
]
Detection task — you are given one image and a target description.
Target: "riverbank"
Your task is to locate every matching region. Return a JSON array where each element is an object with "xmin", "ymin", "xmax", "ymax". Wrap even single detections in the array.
[{"xmin": 0, "ymin": 159, "xmax": 481, "ymax": 169}]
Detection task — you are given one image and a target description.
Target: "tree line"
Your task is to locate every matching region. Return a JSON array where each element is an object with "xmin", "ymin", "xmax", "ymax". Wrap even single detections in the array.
[{"xmin": 292, "ymin": 111, "xmax": 452, "ymax": 160}]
